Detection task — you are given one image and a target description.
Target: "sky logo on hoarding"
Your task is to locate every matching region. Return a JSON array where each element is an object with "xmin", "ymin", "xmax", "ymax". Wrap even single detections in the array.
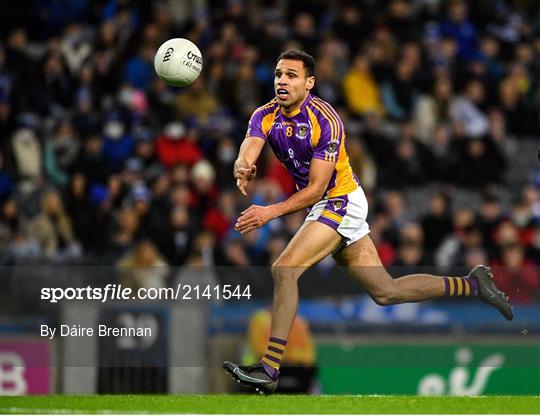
[{"xmin": 418, "ymin": 347, "xmax": 504, "ymax": 396}]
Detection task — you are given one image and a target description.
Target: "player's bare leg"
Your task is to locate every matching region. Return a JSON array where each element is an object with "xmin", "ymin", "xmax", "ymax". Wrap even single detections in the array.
[
  {"xmin": 333, "ymin": 235, "xmax": 444, "ymax": 303},
  {"xmin": 223, "ymin": 220, "xmax": 342, "ymax": 394},
  {"xmin": 269, "ymin": 220, "xmax": 342, "ymax": 338},
  {"xmin": 333, "ymin": 234, "xmax": 513, "ymax": 319}
]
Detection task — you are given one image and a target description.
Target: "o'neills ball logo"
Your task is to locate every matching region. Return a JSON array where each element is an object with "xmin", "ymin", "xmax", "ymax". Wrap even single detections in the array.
[
  {"xmin": 182, "ymin": 50, "xmax": 202, "ymax": 74},
  {"xmin": 187, "ymin": 50, "xmax": 202, "ymax": 65}
]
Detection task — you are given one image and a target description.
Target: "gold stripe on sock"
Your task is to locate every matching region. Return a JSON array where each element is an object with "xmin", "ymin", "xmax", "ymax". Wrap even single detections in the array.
[
  {"xmin": 265, "ymin": 349, "xmax": 282, "ymax": 360},
  {"xmin": 268, "ymin": 341, "xmax": 285, "ymax": 351},
  {"xmin": 448, "ymin": 278, "xmax": 455, "ymax": 296},
  {"xmin": 464, "ymin": 280, "xmax": 470, "ymax": 296},
  {"xmin": 261, "ymin": 356, "xmax": 279, "ymax": 369},
  {"xmin": 455, "ymin": 278, "xmax": 463, "ymax": 296}
]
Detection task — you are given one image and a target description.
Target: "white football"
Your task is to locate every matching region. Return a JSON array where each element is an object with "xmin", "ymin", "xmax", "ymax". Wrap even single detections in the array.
[{"xmin": 154, "ymin": 38, "xmax": 203, "ymax": 87}]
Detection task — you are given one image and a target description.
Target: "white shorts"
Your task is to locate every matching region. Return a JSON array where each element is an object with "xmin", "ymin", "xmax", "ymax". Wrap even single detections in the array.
[{"xmin": 305, "ymin": 186, "xmax": 370, "ymax": 247}]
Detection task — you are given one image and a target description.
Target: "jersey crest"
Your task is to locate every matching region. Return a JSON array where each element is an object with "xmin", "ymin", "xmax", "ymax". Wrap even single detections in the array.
[{"xmin": 296, "ymin": 123, "xmax": 309, "ymax": 140}]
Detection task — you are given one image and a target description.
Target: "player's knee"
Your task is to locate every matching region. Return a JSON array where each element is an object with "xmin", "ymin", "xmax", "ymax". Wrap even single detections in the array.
[
  {"xmin": 371, "ymin": 282, "xmax": 398, "ymax": 306},
  {"xmin": 372, "ymin": 293, "xmax": 395, "ymax": 306},
  {"xmin": 271, "ymin": 261, "xmax": 299, "ymax": 284}
]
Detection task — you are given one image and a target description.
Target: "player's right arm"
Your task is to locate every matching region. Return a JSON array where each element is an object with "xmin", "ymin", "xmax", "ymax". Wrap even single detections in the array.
[
  {"xmin": 234, "ymin": 136, "xmax": 265, "ymax": 196},
  {"xmin": 234, "ymin": 103, "xmax": 276, "ymax": 195}
]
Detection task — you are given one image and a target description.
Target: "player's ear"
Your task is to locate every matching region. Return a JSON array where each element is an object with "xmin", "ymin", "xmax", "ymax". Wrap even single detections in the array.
[{"xmin": 306, "ymin": 76, "xmax": 315, "ymax": 91}]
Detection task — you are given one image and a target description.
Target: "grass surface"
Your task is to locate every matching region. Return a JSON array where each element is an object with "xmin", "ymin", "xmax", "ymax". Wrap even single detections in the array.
[{"xmin": 1, "ymin": 395, "xmax": 539, "ymax": 414}]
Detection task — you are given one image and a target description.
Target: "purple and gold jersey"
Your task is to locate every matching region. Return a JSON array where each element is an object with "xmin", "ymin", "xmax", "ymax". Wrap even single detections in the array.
[{"xmin": 246, "ymin": 94, "xmax": 359, "ymax": 198}]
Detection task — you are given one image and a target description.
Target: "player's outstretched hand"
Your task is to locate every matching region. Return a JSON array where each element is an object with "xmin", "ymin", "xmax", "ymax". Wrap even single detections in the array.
[
  {"xmin": 235, "ymin": 204, "xmax": 276, "ymax": 234},
  {"xmin": 234, "ymin": 165, "xmax": 257, "ymax": 196}
]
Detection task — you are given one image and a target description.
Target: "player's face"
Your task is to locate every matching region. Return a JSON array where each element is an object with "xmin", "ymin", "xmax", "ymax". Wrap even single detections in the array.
[{"xmin": 274, "ymin": 59, "xmax": 314, "ymax": 110}]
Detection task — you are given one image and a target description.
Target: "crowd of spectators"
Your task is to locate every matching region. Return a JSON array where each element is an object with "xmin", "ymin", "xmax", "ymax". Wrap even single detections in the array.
[{"xmin": 0, "ymin": 0, "xmax": 539, "ymax": 302}]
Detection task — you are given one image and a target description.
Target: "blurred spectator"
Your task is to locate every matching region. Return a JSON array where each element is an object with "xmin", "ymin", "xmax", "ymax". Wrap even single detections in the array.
[
  {"xmin": 77, "ymin": 135, "xmax": 110, "ymax": 184},
  {"xmin": 123, "ymin": 45, "xmax": 154, "ymax": 90},
  {"xmin": 266, "ymin": 234, "xmax": 288, "ymax": 266},
  {"xmin": 429, "ymin": 125, "xmax": 454, "ymax": 181},
  {"xmin": 44, "ymin": 120, "xmax": 79, "ymax": 187},
  {"xmin": 174, "ymin": 77, "xmax": 220, "ymax": 123},
  {"xmin": 435, "ymin": 207, "xmax": 481, "ymax": 270},
  {"xmin": 122, "ymin": 158, "xmax": 145, "ymax": 187},
  {"xmin": 314, "ymin": 55, "xmax": 341, "ymax": 104},
  {"xmin": 380, "ymin": 190, "xmax": 409, "ymax": 247},
  {"xmin": 386, "ymin": 0, "xmax": 417, "ymax": 42},
  {"xmin": 221, "ymin": 238, "xmax": 250, "ymax": 267},
  {"xmin": 380, "ymin": 123, "xmax": 432, "ymax": 188},
  {"xmin": 130, "ymin": 183, "xmax": 153, "ymax": 235},
  {"xmin": 370, "ymin": 211, "xmax": 396, "ymax": 266},
  {"xmin": 464, "ymin": 247, "xmax": 489, "ymax": 271},
  {"xmin": 191, "ymin": 159, "xmax": 218, "ymax": 222},
  {"xmin": 498, "ymin": 69, "xmax": 539, "ymax": 136},
  {"xmin": 102, "ymin": 118, "xmax": 134, "ymax": 171},
  {"xmin": 0, "ymin": 198, "xmax": 37, "ymax": 261},
  {"xmin": 63, "ymin": 172, "xmax": 93, "ymax": 248},
  {"xmin": 117, "ymin": 239, "xmax": 170, "ymax": 289},
  {"xmin": 381, "ymin": 59, "xmax": 418, "ymax": 121},
  {"xmin": 214, "ymin": 137, "xmax": 237, "ymax": 190},
  {"xmin": 292, "ymin": 12, "xmax": 317, "ymax": 54},
  {"xmin": 452, "ymin": 136, "xmax": 506, "ymax": 188},
  {"xmin": 486, "ymin": 3, "xmax": 528, "ymax": 59},
  {"xmin": 154, "ymin": 205, "xmax": 194, "ymax": 265},
  {"xmin": 11, "ymin": 127, "xmax": 42, "ymax": 180},
  {"xmin": 343, "ymin": 55, "xmax": 385, "ymax": 117},
  {"xmin": 414, "ymin": 76, "xmax": 453, "ymax": 144},
  {"xmin": 39, "ymin": 52, "xmax": 73, "ymax": 111},
  {"xmin": 450, "ymin": 79, "xmax": 489, "ymax": 139},
  {"xmin": 133, "ymin": 128, "xmax": 159, "ymax": 170},
  {"xmin": 391, "ymin": 222, "xmax": 427, "ymax": 275},
  {"xmin": 107, "ymin": 207, "xmax": 139, "ymax": 258},
  {"xmin": 421, "ymin": 192, "xmax": 453, "ymax": 256},
  {"xmin": 31, "ymin": 190, "xmax": 80, "ymax": 259},
  {"xmin": 333, "ymin": 4, "xmax": 368, "ymax": 56},
  {"xmin": 231, "ymin": 63, "xmax": 262, "ymax": 119},
  {"xmin": 437, "ymin": 0, "xmax": 478, "ymax": 62},
  {"xmin": 155, "ymin": 122, "xmax": 202, "ymax": 168},
  {"xmin": 173, "ymin": 250, "xmax": 218, "ymax": 289},
  {"xmin": 491, "ymin": 243, "xmax": 539, "ymax": 304},
  {"xmin": 346, "ymin": 138, "xmax": 376, "ymax": 193},
  {"xmin": 203, "ymin": 191, "xmax": 235, "ymax": 241},
  {"xmin": 147, "ymin": 79, "xmax": 176, "ymax": 126},
  {"xmin": 478, "ymin": 193, "xmax": 504, "ymax": 255},
  {"xmin": 391, "ymin": 240, "xmax": 425, "ymax": 276},
  {"xmin": 60, "ymin": 25, "xmax": 92, "ymax": 75},
  {"xmin": 478, "ymin": 36, "xmax": 504, "ymax": 80},
  {"xmin": 72, "ymin": 88, "xmax": 101, "ymax": 138},
  {"xmin": 5, "ymin": 28, "xmax": 34, "ymax": 112}
]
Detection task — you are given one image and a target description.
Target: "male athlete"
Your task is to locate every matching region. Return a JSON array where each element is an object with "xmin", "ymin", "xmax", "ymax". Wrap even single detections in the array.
[{"xmin": 222, "ymin": 50, "xmax": 513, "ymax": 395}]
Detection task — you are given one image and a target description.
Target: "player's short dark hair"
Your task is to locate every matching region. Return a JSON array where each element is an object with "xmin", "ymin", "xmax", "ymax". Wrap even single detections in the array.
[{"xmin": 277, "ymin": 50, "xmax": 315, "ymax": 77}]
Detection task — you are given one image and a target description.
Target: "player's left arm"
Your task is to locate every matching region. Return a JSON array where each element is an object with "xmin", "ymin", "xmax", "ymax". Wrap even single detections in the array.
[{"xmin": 235, "ymin": 158, "xmax": 336, "ymax": 235}]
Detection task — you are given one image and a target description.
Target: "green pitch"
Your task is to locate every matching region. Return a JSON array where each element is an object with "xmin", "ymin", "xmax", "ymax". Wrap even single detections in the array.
[{"xmin": 1, "ymin": 395, "xmax": 539, "ymax": 414}]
